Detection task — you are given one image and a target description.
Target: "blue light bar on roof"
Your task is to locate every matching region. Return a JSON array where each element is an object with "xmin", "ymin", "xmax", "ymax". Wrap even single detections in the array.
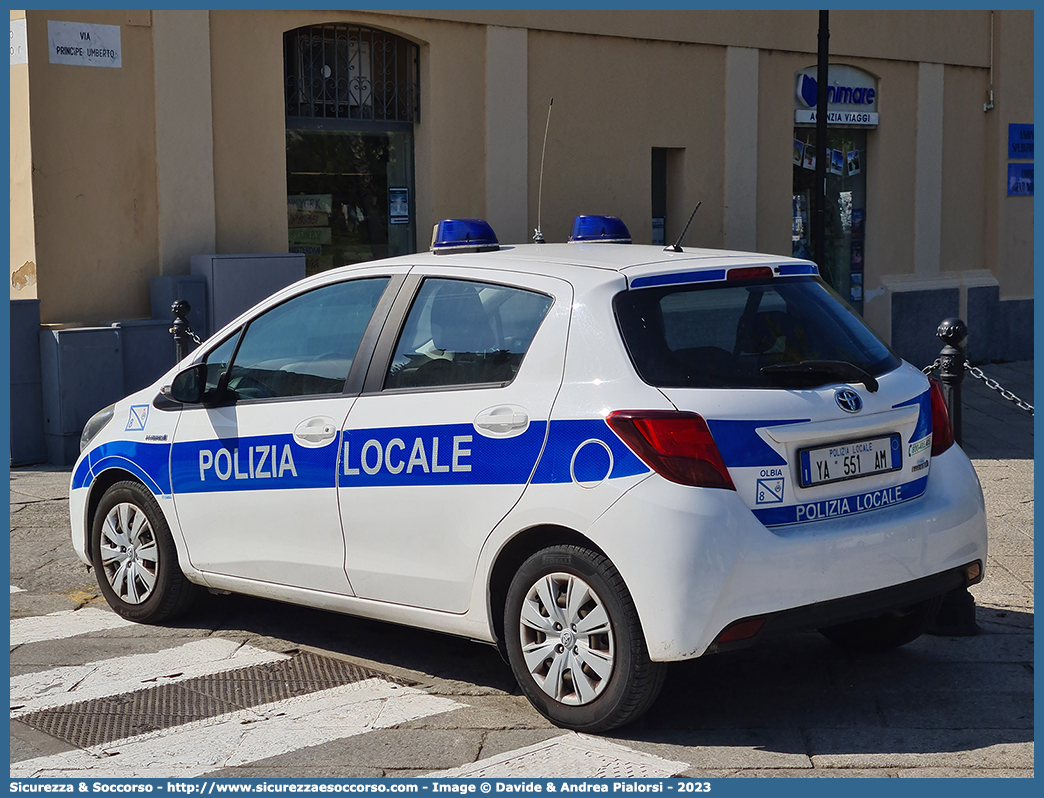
[
  {"xmin": 568, "ymin": 215, "xmax": 632, "ymax": 244},
  {"xmin": 430, "ymin": 218, "xmax": 500, "ymax": 254}
]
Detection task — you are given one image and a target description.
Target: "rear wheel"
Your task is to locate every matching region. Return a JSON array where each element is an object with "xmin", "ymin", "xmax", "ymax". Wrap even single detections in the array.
[
  {"xmin": 90, "ymin": 480, "xmax": 198, "ymax": 623},
  {"xmin": 819, "ymin": 595, "xmax": 943, "ymax": 652},
  {"xmin": 504, "ymin": 545, "xmax": 666, "ymax": 732}
]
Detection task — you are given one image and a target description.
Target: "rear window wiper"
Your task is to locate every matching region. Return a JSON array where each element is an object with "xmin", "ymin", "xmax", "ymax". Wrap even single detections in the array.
[{"xmin": 761, "ymin": 360, "xmax": 879, "ymax": 393}]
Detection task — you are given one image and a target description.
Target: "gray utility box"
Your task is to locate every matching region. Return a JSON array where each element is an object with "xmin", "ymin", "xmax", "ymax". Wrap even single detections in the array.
[
  {"xmin": 38, "ymin": 321, "xmax": 179, "ymax": 465},
  {"xmin": 191, "ymin": 254, "xmax": 305, "ymax": 336},
  {"xmin": 11, "ymin": 299, "xmax": 47, "ymax": 465},
  {"xmin": 40, "ymin": 326, "xmax": 126, "ymax": 465}
]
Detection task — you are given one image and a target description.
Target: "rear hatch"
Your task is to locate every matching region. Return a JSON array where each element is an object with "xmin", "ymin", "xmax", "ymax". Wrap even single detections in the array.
[{"xmin": 614, "ymin": 270, "xmax": 934, "ymax": 526}]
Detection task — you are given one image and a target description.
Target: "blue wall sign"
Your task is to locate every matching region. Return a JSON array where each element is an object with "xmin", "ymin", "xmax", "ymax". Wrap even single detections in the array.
[
  {"xmin": 1008, "ymin": 124, "xmax": 1033, "ymax": 160},
  {"xmin": 1007, "ymin": 163, "xmax": 1033, "ymax": 197}
]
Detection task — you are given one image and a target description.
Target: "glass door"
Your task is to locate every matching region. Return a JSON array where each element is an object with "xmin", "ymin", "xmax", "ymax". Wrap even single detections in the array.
[
  {"xmin": 792, "ymin": 129, "xmax": 866, "ymax": 313},
  {"xmin": 287, "ymin": 128, "xmax": 415, "ymax": 276}
]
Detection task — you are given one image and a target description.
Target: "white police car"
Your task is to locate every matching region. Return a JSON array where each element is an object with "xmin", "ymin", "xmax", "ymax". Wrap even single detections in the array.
[{"xmin": 72, "ymin": 216, "xmax": 987, "ymax": 732}]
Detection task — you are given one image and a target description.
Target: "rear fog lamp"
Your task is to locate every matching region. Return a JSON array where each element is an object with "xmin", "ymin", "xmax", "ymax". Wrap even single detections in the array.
[{"xmin": 714, "ymin": 618, "xmax": 765, "ymax": 644}]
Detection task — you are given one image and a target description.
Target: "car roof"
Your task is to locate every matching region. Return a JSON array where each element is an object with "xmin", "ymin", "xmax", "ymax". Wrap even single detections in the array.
[{"xmin": 368, "ymin": 243, "xmax": 816, "ymax": 285}]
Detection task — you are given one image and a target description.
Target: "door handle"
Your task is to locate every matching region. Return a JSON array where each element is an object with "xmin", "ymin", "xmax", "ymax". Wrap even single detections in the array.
[
  {"xmin": 294, "ymin": 416, "xmax": 338, "ymax": 448},
  {"xmin": 474, "ymin": 405, "xmax": 530, "ymax": 437}
]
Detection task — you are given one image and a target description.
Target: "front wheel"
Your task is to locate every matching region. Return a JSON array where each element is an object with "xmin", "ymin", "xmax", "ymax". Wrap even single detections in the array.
[
  {"xmin": 819, "ymin": 595, "xmax": 944, "ymax": 652},
  {"xmin": 90, "ymin": 480, "xmax": 198, "ymax": 623},
  {"xmin": 503, "ymin": 545, "xmax": 666, "ymax": 732}
]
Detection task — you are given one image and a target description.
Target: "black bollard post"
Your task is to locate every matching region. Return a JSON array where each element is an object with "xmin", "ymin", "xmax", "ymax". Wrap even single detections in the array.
[
  {"xmin": 926, "ymin": 316, "xmax": 979, "ymax": 636},
  {"xmin": 936, "ymin": 317, "xmax": 967, "ymax": 446},
  {"xmin": 170, "ymin": 300, "xmax": 193, "ymax": 362}
]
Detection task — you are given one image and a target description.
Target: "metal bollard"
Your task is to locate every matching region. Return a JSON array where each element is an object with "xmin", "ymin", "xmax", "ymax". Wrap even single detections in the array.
[
  {"xmin": 170, "ymin": 300, "xmax": 193, "ymax": 362},
  {"xmin": 926, "ymin": 317, "xmax": 979, "ymax": 637},
  {"xmin": 936, "ymin": 317, "xmax": 967, "ymax": 446}
]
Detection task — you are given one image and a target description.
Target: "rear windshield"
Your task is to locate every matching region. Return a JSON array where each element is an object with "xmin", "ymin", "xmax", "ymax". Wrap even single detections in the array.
[{"xmin": 613, "ymin": 276, "xmax": 900, "ymax": 389}]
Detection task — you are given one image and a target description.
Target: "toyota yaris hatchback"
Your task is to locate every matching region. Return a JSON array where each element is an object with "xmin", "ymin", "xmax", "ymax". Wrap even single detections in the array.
[{"xmin": 72, "ymin": 217, "xmax": 987, "ymax": 732}]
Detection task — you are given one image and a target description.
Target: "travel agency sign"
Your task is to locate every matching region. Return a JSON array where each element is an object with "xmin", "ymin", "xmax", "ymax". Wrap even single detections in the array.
[{"xmin": 795, "ymin": 64, "xmax": 879, "ymax": 127}]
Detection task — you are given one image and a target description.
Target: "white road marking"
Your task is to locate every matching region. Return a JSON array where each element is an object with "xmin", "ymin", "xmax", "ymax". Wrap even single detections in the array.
[
  {"xmin": 11, "ymin": 638, "xmax": 289, "ymax": 717},
  {"xmin": 427, "ymin": 732, "xmax": 689, "ymax": 778},
  {"xmin": 10, "ymin": 607, "xmax": 136, "ymax": 648},
  {"xmin": 12, "ymin": 680, "xmax": 463, "ymax": 778},
  {"xmin": 11, "ymin": 585, "xmax": 25, "ymax": 593}
]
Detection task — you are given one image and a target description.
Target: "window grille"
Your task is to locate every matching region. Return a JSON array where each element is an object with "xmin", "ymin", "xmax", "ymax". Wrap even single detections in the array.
[{"xmin": 284, "ymin": 24, "xmax": 419, "ymax": 123}]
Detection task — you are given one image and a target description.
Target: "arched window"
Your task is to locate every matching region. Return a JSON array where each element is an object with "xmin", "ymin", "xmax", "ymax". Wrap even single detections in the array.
[
  {"xmin": 284, "ymin": 24, "xmax": 419, "ymax": 124},
  {"xmin": 284, "ymin": 25, "xmax": 419, "ymax": 274}
]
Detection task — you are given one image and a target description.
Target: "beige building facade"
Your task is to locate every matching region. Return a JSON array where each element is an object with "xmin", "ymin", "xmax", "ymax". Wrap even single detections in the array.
[{"xmin": 10, "ymin": 9, "xmax": 1034, "ymax": 365}]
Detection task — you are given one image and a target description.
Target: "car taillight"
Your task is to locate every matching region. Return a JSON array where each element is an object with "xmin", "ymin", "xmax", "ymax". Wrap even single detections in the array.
[
  {"xmin": 929, "ymin": 378, "xmax": 954, "ymax": 456},
  {"xmin": 606, "ymin": 411, "xmax": 736, "ymax": 490}
]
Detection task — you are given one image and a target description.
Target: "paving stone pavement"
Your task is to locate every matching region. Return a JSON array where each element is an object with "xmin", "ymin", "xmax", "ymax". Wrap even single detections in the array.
[{"xmin": 8, "ymin": 361, "xmax": 1034, "ymax": 778}]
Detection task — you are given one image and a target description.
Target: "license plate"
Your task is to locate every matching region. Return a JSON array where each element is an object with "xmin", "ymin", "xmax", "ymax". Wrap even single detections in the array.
[{"xmin": 799, "ymin": 434, "xmax": 902, "ymax": 488}]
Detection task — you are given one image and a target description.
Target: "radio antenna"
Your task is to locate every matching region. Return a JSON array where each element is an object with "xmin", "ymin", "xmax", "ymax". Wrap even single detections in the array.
[
  {"xmin": 664, "ymin": 202, "xmax": 701, "ymax": 252},
  {"xmin": 533, "ymin": 97, "xmax": 553, "ymax": 243}
]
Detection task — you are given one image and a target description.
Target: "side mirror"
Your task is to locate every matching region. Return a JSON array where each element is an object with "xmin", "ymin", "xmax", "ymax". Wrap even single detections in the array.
[{"xmin": 169, "ymin": 363, "xmax": 207, "ymax": 404}]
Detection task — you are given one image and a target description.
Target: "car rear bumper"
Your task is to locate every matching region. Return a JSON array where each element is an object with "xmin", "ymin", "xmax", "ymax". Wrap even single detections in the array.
[
  {"xmin": 705, "ymin": 559, "xmax": 982, "ymax": 654},
  {"xmin": 587, "ymin": 444, "xmax": 988, "ymax": 661}
]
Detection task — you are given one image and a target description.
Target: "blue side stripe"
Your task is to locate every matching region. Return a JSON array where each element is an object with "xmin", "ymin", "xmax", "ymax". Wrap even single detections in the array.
[
  {"xmin": 707, "ymin": 418, "xmax": 809, "ymax": 468},
  {"xmin": 532, "ymin": 420, "xmax": 648, "ymax": 484},
  {"xmin": 172, "ymin": 433, "xmax": 338, "ymax": 493},
  {"xmin": 753, "ymin": 476, "xmax": 928, "ymax": 527},
  {"xmin": 338, "ymin": 422, "xmax": 547, "ymax": 488},
  {"xmin": 629, "ymin": 269, "xmax": 726, "ymax": 289},
  {"xmin": 78, "ymin": 419, "xmax": 650, "ymax": 496},
  {"xmin": 72, "ymin": 441, "xmax": 171, "ymax": 495},
  {"xmin": 893, "ymin": 388, "xmax": 932, "ymax": 443}
]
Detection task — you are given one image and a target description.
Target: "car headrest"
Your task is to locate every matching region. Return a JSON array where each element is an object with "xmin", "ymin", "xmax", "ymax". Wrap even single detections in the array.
[{"xmin": 430, "ymin": 283, "xmax": 495, "ymax": 353}]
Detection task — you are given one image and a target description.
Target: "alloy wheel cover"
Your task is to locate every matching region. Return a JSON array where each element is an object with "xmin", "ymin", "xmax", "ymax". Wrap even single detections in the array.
[{"xmin": 518, "ymin": 572, "xmax": 615, "ymax": 705}]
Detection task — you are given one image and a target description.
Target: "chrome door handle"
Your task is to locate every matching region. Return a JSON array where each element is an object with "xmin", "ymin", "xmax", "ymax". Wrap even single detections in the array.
[
  {"xmin": 294, "ymin": 416, "xmax": 338, "ymax": 447},
  {"xmin": 474, "ymin": 405, "xmax": 530, "ymax": 437}
]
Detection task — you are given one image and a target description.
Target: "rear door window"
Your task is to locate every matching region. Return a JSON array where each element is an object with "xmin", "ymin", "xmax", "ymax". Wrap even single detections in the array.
[
  {"xmin": 384, "ymin": 278, "xmax": 553, "ymax": 390},
  {"xmin": 614, "ymin": 276, "xmax": 898, "ymax": 389}
]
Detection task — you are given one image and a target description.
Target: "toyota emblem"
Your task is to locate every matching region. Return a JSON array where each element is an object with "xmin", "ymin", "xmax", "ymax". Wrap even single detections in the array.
[{"xmin": 835, "ymin": 388, "xmax": 862, "ymax": 413}]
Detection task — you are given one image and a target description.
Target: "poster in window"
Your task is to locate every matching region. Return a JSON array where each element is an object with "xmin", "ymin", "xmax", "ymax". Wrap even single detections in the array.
[
  {"xmin": 851, "ymin": 209, "xmax": 865, "ymax": 239},
  {"xmin": 846, "ymin": 149, "xmax": 861, "ymax": 176},
  {"xmin": 793, "ymin": 140, "xmax": 804, "ymax": 166},
  {"xmin": 389, "ymin": 188, "xmax": 410, "ymax": 224},
  {"xmin": 802, "ymin": 145, "xmax": 816, "ymax": 171},
  {"xmin": 850, "ymin": 241, "xmax": 864, "ymax": 273},
  {"xmin": 830, "ymin": 149, "xmax": 844, "ymax": 176},
  {"xmin": 288, "ymin": 194, "xmax": 332, "ymax": 214}
]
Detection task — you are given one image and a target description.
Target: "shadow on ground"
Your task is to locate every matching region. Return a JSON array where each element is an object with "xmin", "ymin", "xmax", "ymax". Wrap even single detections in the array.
[{"xmin": 173, "ymin": 591, "xmax": 1034, "ymax": 756}]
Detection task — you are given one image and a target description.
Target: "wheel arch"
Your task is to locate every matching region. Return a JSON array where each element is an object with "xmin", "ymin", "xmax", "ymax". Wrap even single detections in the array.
[
  {"xmin": 84, "ymin": 468, "xmax": 150, "ymax": 559},
  {"xmin": 487, "ymin": 524, "xmax": 608, "ymax": 656}
]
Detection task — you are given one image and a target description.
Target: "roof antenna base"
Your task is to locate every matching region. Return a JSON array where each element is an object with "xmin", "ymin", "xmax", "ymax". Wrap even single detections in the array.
[{"xmin": 664, "ymin": 202, "xmax": 701, "ymax": 253}]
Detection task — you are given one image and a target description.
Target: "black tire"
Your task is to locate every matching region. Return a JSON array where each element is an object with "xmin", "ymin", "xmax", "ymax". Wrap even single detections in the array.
[
  {"xmin": 90, "ymin": 480, "xmax": 198, "ymax": 623},
  {"xmin": 819, "ymin": 594, "xmax": 944, "ymax": 652},
  {"xmin": 504, "ymin": 545, "xmax": 666, "ymax": 732}
]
